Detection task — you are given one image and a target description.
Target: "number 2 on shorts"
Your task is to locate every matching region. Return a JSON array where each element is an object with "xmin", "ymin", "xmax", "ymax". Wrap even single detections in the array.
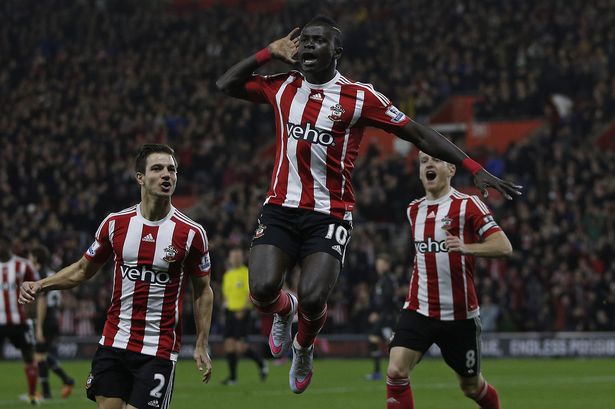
[{"xmin": 150, "ymin": 373, "xmax": 166, "ymax": 398}]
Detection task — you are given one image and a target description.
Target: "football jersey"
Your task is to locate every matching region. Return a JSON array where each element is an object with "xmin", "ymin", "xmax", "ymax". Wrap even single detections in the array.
[
  {"xmin": 84, "ymin": 204, "xmax": 211, "ymax": 361},
  {"xmin": 404, "ymin": 188, "xmax": 501, "ymax": 320},
  {"xmin": 244, "ymin": 70, "xmax": 410, "ymax": 220},
  {"xmin": 0, "ymin": 256, "xmax": 39, "ymax": 325}
]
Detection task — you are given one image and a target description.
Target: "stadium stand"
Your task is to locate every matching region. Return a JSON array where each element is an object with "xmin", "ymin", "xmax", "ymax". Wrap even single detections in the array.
[{"xmin": 1, "ymin": 0, "xmax": 614, "ymax": 339}]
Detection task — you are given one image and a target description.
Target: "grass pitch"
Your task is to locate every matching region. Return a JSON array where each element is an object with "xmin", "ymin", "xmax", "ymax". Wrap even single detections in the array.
[{"xmin": 0, "ymin": 357, "xmax": 612, "ymax": 408}]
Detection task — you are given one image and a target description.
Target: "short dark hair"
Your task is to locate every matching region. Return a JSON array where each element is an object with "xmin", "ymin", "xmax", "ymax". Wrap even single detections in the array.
[
  {"xmin": 30, "ymin": 245, "xmax": 50, "ymax": 268},
  {"xmin": 135, "ymin": 144, "xmax": 178, "ymax": 173},
  {"xmin": 305, "ymin": 15, "xmax": 343, "ymax": 48}
]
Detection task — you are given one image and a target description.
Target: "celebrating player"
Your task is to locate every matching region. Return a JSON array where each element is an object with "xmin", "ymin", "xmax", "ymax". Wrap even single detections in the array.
[
  {"xmin": 0, "ymin": 234, "xmax": 41, "ymax": 405},
  {"xmin": 386, "ymin": 152, "xmax": 512, "ymax": 409},
  {"xmin": 217, "ymin": 15, "xmax": 521, "ymax": 394},
  {"xmin": 19, "ymin": 144, "xmax": 214, "ymax": 409}
]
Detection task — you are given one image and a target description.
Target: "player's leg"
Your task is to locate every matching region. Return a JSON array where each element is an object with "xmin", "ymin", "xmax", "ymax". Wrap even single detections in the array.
[
  {"xmin": 285, "ymin": 252, "xmax": 339, "ymax": 393},
  {"xmin": 386, "ymin": 347, "xmax": 422, "ymax": 409},
  {"xmin": 457, "ymin": 373, "xmax": 500, "ymax": 409},
  {"xmin": 222, "ymin": 309, "xmax": 239, "ymax": 385},
  {"xmin": 438, "ymin": 317, "xmax": 500, "ymax": 409},
  {"xmin": 87, "ymin": 346, "xmax": 132, "ymax": 408},
  {"xmin": 35, "ymin": 347, "xmax": 51, "ymax": 399},
  {"xmin": 11, "ymin": 323, "xmax": 38, "ymax": 403},
  {"xmin": 386, "ymin": 310, "xmax": 436, "ymax": 409},
  {"xmin": 44, "ymin": 327, "xmax": 74, "ymax": 398},
  {"xmin": 223, "ymin": 336, "xmax": 238, "ymax": 384},
  {"xmin": 236, "ymin": 311, "xmax": 268, "ymax": 381},
  {"xmin": 129, "ymin": 352, "xmax": 176, "ymax": 409},
  {"xmin": 249, "ymin": 244, "xmax": 298, "ymax": 356}
]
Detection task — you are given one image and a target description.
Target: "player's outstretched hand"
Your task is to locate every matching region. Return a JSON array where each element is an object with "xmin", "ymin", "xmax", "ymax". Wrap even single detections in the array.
[
  {"xmin": 194, "ymin": 346, "xmax": 212, "ymax": 384},
  {"xmin": 473, "ymin": 169, "xmax": 522, "ymax": 200},
  {"xmin": 18, "ymin": 281, "xmax": 41, "ymax": 305},
  {"xmin": 268, "ymin": 27, "xmax": 300, "ymax": 65}
]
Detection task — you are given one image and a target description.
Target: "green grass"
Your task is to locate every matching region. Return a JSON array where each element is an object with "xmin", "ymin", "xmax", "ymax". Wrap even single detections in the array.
[{"xmin": 0, "ymin": 358, "xmax": 613, "ymax": 408}]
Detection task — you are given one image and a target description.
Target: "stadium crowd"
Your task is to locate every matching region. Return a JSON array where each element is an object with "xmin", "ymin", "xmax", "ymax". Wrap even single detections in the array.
[{"xmin": 2, "ymin": 0, "xmax": 615, "ymax": 338}]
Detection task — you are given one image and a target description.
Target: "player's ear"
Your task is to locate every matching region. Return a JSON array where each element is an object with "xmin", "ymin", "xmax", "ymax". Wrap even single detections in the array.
[
  {"xmin": 334, "ymin": 46, "xmax": 343, "ymax": 60},
  {"xmin": 449, "ymin": 164, "xmax": 456, "ymax": 177},
  {"xmin": 135, "ymin": 172, "xmax": 145, "ymax": 186}
]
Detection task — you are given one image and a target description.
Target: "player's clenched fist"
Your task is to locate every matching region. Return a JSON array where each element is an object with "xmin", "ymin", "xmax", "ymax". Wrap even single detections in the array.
[
  {"xmin": 444, "ymin": 231, "xmax": 466, "ymax": 254},
  {"xmin": 18, "ymin": 281, "xmax": 41, "ymax": 304}
]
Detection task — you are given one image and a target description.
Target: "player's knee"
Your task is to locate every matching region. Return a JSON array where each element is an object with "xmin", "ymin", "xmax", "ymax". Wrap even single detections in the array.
[
  {"xmin": 249, "ymin": 280, "xmax": 280, "ymax": 305},
  {"xmin": 459, "ymin": 378, "xmax": 482, "ymax": 398},
  {"xmin": 297, "ymin": 293, "xmax": 327, "ymax": 316},
  {"xmin": 386, "ymin": 359, "xmax": 409, "ymax": 379}
]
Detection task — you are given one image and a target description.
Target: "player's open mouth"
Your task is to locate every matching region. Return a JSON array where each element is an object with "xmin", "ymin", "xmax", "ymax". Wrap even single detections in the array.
[
  {"xmin": 302, "ymin": 53, "xmax": 318, "ymax": 67},
  {"xmin": 161, "ymin": 182, "xmax": 172, "ymax": 189},
  {"xmin": 426, "ymin": 170, "xmax": 437, "ymax": 181}
]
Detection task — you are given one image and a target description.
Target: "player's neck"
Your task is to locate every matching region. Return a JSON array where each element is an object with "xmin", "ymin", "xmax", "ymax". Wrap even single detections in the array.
[
  {"xmin": 139, "ymin": 196, "xmax": 172, "ymax": 221},
  {"xmin": 303, "ymin": 65, "xmax": 337, "ymax": 85},
  {"xmin": 426, "ymin": 185, "xmax": 451, "ymax": 201}
]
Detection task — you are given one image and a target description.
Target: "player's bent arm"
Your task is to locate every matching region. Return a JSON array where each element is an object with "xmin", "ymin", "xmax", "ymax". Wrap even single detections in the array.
[
  {"xmin": 216, "ymin": 28, "xmax": 299, "ymax": 99},
  {"xmin": 19, "ymin": 256, "xmax": 104, "ymax": 305},
  {"xmin": 464, "ymin": 231, "xmax": 513, "ymax": 258},
  {"xmin": 395, "ymin": 120, "xmax": 469, "ymax": 165},
  {"xmin": 40, "ymin": 256, "xmax": 103, "ymax": 291},
  {"xmin": 216, "ymin": 55, "xmax": 262, "ymax": 100}
]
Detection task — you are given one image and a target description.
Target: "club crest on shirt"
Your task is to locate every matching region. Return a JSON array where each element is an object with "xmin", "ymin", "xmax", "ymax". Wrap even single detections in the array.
[
  {"xmin": 163, "ymin": 245, "xmax": 178, "ymax": 263},
  {"xmin": 441, "ymin": 216, "xmax": 453, "ymax": 231},
  {"xmin": 254, "ymin": 223, "xmax": 267, "ymax": 239},
  {"xmin": 328, "ymin": 103, "xmax": 345, "ymax": 122}
]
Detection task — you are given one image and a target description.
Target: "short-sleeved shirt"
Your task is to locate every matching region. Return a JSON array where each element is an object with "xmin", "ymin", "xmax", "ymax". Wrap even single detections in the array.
[
  {"xmin": 84, "ymin": 204, "xmax": 211, "ymax": 361},
  {"xmin": 243, "ymin": 70, "xmax": 411, "ymax": 221},
  {"xmin": 404, "ymin": 188, "xmax": 502, "ymax": 320},
  {"xmin": 0, "ymin": 256, "xmax": 39, "ymax": 325},
  {"xmin": 222, "ymin": 265, "xmax": 250, "ymax": 312}
]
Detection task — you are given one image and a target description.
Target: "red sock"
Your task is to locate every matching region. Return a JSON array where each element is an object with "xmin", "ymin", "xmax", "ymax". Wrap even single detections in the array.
[
  {"xmin": 250, "ymin": 290, "xmax": 292, "ymax": 316},
  {"xmin": 296, "ymin": 306, "xmax": 327, "ymax": 348},
  {"xmin": 386, "ymin": 376, "xmax": 414, "ymax": 409},
  {"xmin": 24, "ymin": 363, "xmax": 37, "ymax": 396},
  {"xmin": 474, "ymin": 382, "xmax": 500, "ymax": 409}
]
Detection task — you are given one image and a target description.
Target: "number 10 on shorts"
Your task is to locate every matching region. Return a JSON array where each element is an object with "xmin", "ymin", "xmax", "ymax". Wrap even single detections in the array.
[{"xmin": 325, "ymin": 224, "xmax": 348, "ymax": 245}]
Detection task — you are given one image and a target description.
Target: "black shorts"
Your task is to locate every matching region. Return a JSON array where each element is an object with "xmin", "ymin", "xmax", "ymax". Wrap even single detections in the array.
[
  {"xmin": 368, "ymin": 314, "xmax": 395, "ymax": 342},
  {"xmin": 223, "ymin": 309, "xmax": 250, "ymax": 339},
  {"xmin": 251, "ymin": 204, "xmax": 353, "ymax": 266},
  {"xmin": 36, "ymin": 323, "xmax": 60, "ymax": 353},
  {"xmin": 0, "ymin": 323, "xmax": 35, "ymax": 353},
  {"xmin": 390, "ymin": 309, "xmax": 482, "ymax": 378},
  {"xmin": 86, "ymin": 345, "xmax": 176, "ymax": 409}
]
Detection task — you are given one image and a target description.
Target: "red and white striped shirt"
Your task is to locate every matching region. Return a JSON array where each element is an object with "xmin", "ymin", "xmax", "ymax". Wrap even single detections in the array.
[
  {"xmin": 84, "ymin": 204, "xmax": 211, "ymax": 361},
  {"xmin": 244, "ymin": 70, "xmax": 410, "ymax": 220},
  {"xmin": 0, "ymin": 256, "xmax": 39, "ymax": 325},
  {"xmin": 404, "ymin": 188, "xmax": 501, "ymax": 320}
]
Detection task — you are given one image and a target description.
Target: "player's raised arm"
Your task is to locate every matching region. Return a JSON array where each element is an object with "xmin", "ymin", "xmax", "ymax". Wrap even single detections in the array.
[
  {"xmin": 19, "ymin": 257, "xmax": 104, "ymax": 304},
  {"xmin": 394, "ymin": 121, "xmax": 523, "ymax": 200},
  {"xmin": 191, "ymin": 273, "xmax": 214, "ymax": 383},
  {"xmin": 215, "ymin": 28, "xmax": 299, "ymax": 99}
]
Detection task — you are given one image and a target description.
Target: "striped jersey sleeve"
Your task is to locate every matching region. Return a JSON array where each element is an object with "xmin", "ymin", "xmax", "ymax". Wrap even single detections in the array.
[
  {"xmin": 184, "ymin": 225, "xmax": 211, "ymax": 277},
  {"xmin": 243, "ymin": 72, "xmax": 293, "ymax": 104},
  {"xmin": 466, "ymin": 196, "xmax": 502, "ymax": 239},
  {"xmin": 84, "ymin": 214, "xmax": 114, "ymax": 263},
  {"xmin": 357, "ymin": 83, "xmax": 411, "ymax": 132}
]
